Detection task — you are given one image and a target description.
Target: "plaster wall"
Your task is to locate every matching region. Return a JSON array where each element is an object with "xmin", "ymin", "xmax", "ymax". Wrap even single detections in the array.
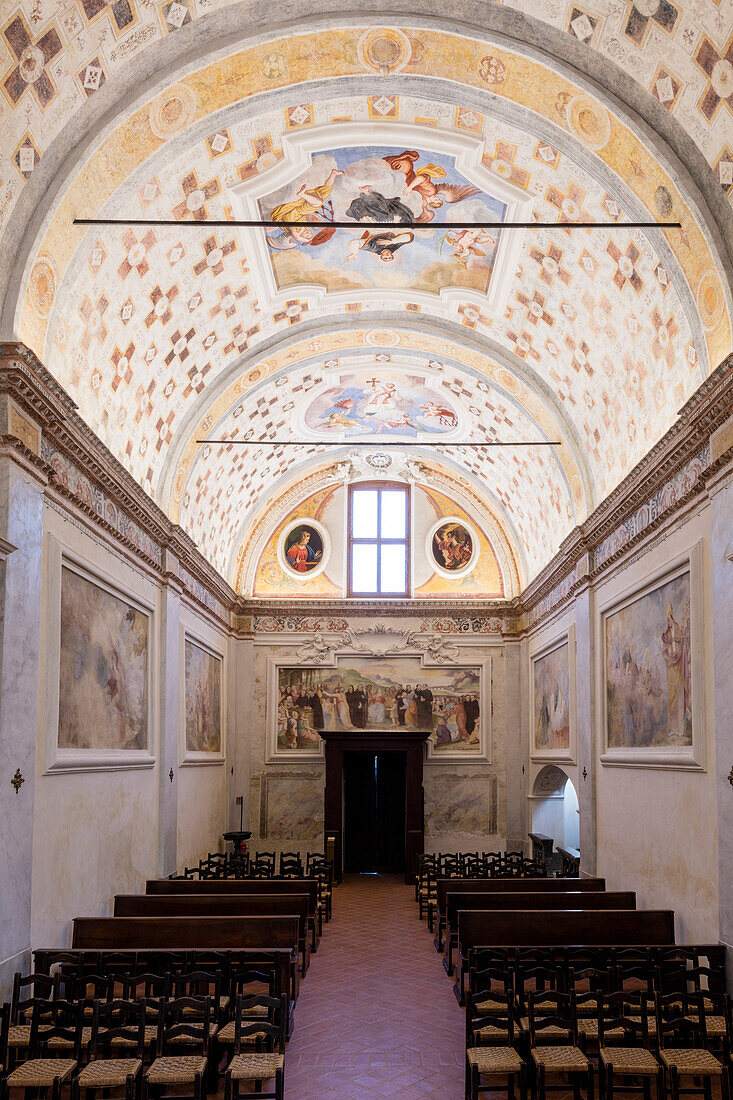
[
  {"xmin": 30, "ymin": 503, "xmax": 161, "ymax": 948},
  {"xmin": 240, "ymin": 618, "xmax": 506, "ymax": 860},
  {"xmin": 592, "ymin": 505, "xmax": 719, "ymax": 943}
]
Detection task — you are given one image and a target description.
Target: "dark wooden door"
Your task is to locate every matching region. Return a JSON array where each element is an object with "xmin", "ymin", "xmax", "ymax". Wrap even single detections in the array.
[
  {"xmin": 375, "ymin": 751, "xmax": 406, "ymax": 873},
  {"xmin": 343, "ymin": 751, "xmax": 378, "ymax": 873}
]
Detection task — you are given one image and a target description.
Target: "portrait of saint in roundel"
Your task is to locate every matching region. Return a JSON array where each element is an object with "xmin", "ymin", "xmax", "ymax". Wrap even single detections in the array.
[
  {"xmin": 284, "ymin": 524, "xmax": 323, "ymax": 574},
  {"xmin": 432, "ymin": 522, "xmax": 474, "ymax": 572}
]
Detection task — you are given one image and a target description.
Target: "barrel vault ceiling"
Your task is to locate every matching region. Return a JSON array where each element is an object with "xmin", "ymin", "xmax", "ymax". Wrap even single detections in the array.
[{"xmin": 1, "ymin": 3, "xmax": 731, "ymax": 591}]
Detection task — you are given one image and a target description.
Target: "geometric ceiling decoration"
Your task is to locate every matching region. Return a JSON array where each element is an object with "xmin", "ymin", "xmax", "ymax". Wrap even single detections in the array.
[{"xmin": 0, "ymin": 12, "xmax": 730, "ymax": 593}]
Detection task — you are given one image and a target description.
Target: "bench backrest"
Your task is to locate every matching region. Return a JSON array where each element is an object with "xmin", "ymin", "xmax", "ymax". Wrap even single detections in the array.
[
  {"xmin": 114, "ymin": 893, "xmax": 309, "ymax": 937},
  {"xmin": 446, "ymin": 891, "xmax": 636, "ymax": 930},
  {"xmin": 436, "ymin": 876, "xmax": 606, "ymax": 915},
  {"xmin": 72, "ymin": 915, "xmax": 300, "ymax": 951},
  {"xmin": 145, "ymin": 878, "xmax": 318, "ymax": 914},
  {"xmin": 457, "ymin": 908, "xmax": 675, "ymax": 951}
]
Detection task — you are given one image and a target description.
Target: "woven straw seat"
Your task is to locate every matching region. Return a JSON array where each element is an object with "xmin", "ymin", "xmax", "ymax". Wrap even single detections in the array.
[
  {"xmin": 8, "ymin": 1024, "xmax": 53, "ymax": 1047},
  {"xmin": 47, "ymin": 1027, "xmax": 93, "ymax": 1050},
  {"xmin": 531, "ymin": 1045, "xmax": 590, "ymax": 1070},
  {"xmin": 629, "ymin": 1017, "xmax": 657, "ymax": 1035},
  {"xmin": 6, "ymin": 1058, "xmax": 77, "ymax": 1087},
  {"xmin": 577, "ymin": 1020, "xmax": 625, "ymax": 1039},
  {"xmin": 467, "ymin": 1046, "xmax": 524, "ymax": 1074},
  {"xmin": 145, "ymin": 1055, "xmax": 207, "ymax": 1084},
  {"xmin": 659, "ymin": 1049, "xmax": 724, "ymax": 1074},
  {"xmin": 110, "ymin": 1025, "xmax": 158, "ymax": 1047},
  {"xmin": 216, "ymin": 1021, "xmax": 267, "ymax": 1044},
  {"xmin": 77, "ymin": 1059, "xmax": 142, "ymax": 1087},
  {"xmin": 684, "ymin": 1014, "xmax": 726, "ymax": 1037},
  {"xmin": 167, "ymin": 1022, "xmax": 218, "ymax": 1044},
  {"xmin": 474, "ymin": 1024, "xmax": 511, "ymax": 1041},
  {"xmin": 599, "ymin": 1047, "xmax": 660, "ymax": 1074},
  {"xmin": 8, "ymin": 1025, "xmax": 32, "ymax": 1047},
  {"xmin": 226, "ymin": 1053, "xmax": 284, "ymax": 1080},
  {"xmin": 476, "ymin": 997, "xmax": 507, "ymax": 1014},
  {"xmin": 520, "ymin": 1019, "xmax": 571, "ymax": 1038}
]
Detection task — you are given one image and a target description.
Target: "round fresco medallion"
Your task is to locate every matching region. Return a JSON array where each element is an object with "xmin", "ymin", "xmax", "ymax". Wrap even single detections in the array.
[
  {"xmin": 29, "ymin": 257, "xmax": 56, "ymax": 317},
  {"xmin": 365, "ymin": 329, "xmax": 400, "ymax": 347},
  {"xmin": 567, "ymin": 95, "xmax": 611, "ymax": 151},
  {"xmin": 427, "ymin": 517, "xmax": 478, "ymax": 577},
  {"xmin": 149, "ymin": 83, "xmax": 197, "ymax": 139},
  {"xmin": 494, "ymin": 366, "xmax": 523, "ymax": 398},
  {"xmin": 478, "ymin": 55, "xmax": 507, "ymax": 85},
  {"xmin": 278, "ymin": 519, "xmax": 330, "ymax": 581},
  {"xmin": 696, "ymin": 270, "xmax": 724, "ymax": 332},
  {"xmin": 357, "ymin": 27, "xmax": 411, "ymax": 75},
  {"xmin": 654, "ymin": 185, "xmax": 674, "ymax": 217}
]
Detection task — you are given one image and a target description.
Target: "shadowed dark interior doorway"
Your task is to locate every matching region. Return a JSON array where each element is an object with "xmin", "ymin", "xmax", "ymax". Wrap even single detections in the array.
[{"xmin": 343, "ymin": 750, "xmax": 406, "ymax": 873}]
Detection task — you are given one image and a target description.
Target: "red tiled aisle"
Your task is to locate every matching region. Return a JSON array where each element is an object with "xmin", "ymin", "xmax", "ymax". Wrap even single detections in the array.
[{"xmin": 284, "ymin": 873, "xmax": 465, "ymax": 1098}]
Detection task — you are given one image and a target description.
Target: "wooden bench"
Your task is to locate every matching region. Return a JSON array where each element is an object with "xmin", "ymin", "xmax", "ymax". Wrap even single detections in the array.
[
  {"xmin": 71, "ymin": 916, "xmax": 301, "ymax": 1006},
  {"xmin": 454, "ymin": 908, "xmax": 675, "ymax": 1003},
  {"xmin": 558, "ymin": 847, "xmax": 581, "ymax": 876},
  {"xmin": 442, "ymin": 890, "xmax": 637, "ymax": 975},
  {"xmin": 33, "ymin": 945, "xmax": 297, "ymax": 1019},
  {"xmin": 114, "ymin": 894, "xmax": 312, "ymax": 975},
  {"xmin": 146, "ymin": 878, "xmax": 323, "ymax": 946},
  {"xmin": 433, "ymin": 876, "xmax": 607, "ymax": 946}
]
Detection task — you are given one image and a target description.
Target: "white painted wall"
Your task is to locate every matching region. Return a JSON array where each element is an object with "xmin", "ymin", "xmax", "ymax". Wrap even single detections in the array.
[{"xmin": 593, "ymin": 506, "xmax": 719, "ymax": 942}]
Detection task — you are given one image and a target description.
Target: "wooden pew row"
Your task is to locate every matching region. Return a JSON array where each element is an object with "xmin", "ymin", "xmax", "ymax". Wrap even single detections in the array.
[
  {"xmin": 71, "ymin": 915, "xmax": 301, "ymax": 1006},
  {"xmin": 146, "ymin": 878, "xmax": 322, "ymax": 948},
  {"xmin": 115, "ymin": 893, "xmax": 311, "ymax": 976},
  {"xmin": 433, "ymin": 876, "xmax": 607, "ymax": 944},
  {"xmin": 34, "ymin": 945, "xmax": 296, "ymax": 1024},
  {"xmin": 454, "ymin": 908, "xmax": 675, "ymax": 1003},
  {"xmin": 441, "ymin": 890, "xmax": 637, "ymax": 975}
]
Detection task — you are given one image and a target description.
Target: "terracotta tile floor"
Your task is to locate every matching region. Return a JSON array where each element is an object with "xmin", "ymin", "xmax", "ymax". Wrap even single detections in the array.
[{"xmin": 284, "ymin": 873, "xmax": 465, "ymax": 1098}]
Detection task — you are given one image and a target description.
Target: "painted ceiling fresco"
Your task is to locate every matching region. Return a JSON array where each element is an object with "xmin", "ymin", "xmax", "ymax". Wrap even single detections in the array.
[
  {"xmin": 1, "ymin": 13, "xmax": 731, "ymax": 592},
  {"xmin": 259, "ymin": 146, "xmax": 506, "ymax": 295},
  {"xmin": 302, "ymin": 371, "xmax": 461, "ymax": 439}
]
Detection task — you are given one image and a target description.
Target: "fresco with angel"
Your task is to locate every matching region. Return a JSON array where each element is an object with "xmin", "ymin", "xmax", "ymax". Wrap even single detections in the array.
[
  {"xmin": 261, "ymin": 147, "xmax": 507, "ymax": 295},
  {"xmin": 303, "ymin": 371, "xmax": 461, "ymax": 438}
]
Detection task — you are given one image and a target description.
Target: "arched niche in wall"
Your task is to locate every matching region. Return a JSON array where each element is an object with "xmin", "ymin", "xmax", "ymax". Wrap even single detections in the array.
[{"xmin": 529, "ymin": 764, "xmax": 580, "ymax": 869}]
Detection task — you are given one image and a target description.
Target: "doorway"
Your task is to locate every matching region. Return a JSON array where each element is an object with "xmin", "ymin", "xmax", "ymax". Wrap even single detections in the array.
[
  {"xmin": 343, "ymin": 750, "xmax": 406, "ymax": 873},
  {"xmin": 530, "ymin": 764, "xmax": 581, "ymax": 854}
]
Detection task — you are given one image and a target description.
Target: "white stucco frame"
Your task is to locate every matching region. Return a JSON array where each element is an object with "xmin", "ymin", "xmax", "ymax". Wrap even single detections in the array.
[
  {"xmin": 597, "ymin": 541, "xmax": 705, "ymax": 770},
  {"xmin": 179, "ymin": 625, "xmax": 226, "ymax": 766},
  {"xmin": 529, "ymin": 625, "xmax": 577, "ymax": 765},
  {"xmin": 42, "ymin": 534, "xmax": 157, "ymax": 773},
  {"xmin": 264, "ymin": 634, "xmax": 491, "ymax": 764}
]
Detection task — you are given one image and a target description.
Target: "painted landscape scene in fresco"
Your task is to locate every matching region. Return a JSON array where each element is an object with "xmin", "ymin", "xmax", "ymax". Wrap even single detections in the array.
[
  {"xmin": 304, "ymin": 372, "xmax": 460, "ymax": 438},
  {"xmin": 277, "ymin": 658, "xmax": 480, "ymax": 752},
  {"xmin": 58, "ymin": 566, "xmax": 148, "ymax": 750},
  {"xmin": 185, "ymin": 640, "xmax": 222, "ymax": 753},
  {"xmin": 261, "ymin": 146, "xmax": 506, "ymax": 295},
  {"xmin": 533, "ymin": 642, "xmax": 570, "ymax": 752},
  {"xmin": 606, "ymin": 572, "xmax": 692, "ymax": 749}
]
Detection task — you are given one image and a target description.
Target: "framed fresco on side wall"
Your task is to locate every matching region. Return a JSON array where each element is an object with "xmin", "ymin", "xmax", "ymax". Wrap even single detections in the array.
[
  {"xmin": 182, "ymin": 635, "xmax": 224, "ymax": 763},
  {"xmin": 267, "ymin": 654, "xmax": 490, "ymax": 762},
  {"xmin": 599, "ymin": 544, "xmax": 704, "ymax": 770},
  {"xmin": 530, "ymin": 627, "xmax": 576, "ymax": 763},
  {"xmin": 43, "ymin": 541, "xmax": 156, "ymax": 772}
]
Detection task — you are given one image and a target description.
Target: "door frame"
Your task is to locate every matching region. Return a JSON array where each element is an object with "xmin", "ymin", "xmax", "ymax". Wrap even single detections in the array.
[{"xmin": 319, "ymin": 729, "xmax": 430, "ymax": 884}]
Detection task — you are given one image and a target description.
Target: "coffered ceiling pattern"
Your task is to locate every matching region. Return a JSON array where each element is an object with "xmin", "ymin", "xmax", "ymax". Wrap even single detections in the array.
[{"xmin": 2, "ymin": 14, "xmax": 731, "ymax": 591}]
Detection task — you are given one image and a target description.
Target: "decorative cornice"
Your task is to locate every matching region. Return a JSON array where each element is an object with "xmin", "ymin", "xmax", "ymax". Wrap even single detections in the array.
[
  {"xmin": 520, "ymin": 353, "xmax": 733, "ymax": 615},
  {"xmin": 0, "ymin": 343, "xmax": 730, "ymax": 635}
]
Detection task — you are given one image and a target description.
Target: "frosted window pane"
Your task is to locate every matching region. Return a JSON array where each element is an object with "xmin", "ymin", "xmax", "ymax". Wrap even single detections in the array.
[
  {"xmin": 380, "ymin": 544, "xmax": 406, "ymax": 594},
  {"xmin": 380, "ymin": 490, "xmax": 406, "ymax": 539},
  {"xmin": 351, "ymin": 543, "xmax": 378, "ymax": 593},
  {"xmin": 352, "ymin": 490, "xmax": 378, "ymax": 538}
]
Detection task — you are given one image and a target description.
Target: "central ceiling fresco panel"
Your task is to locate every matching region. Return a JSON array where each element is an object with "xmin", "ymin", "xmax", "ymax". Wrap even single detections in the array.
[{"xmin": 258, "ymin": 145, "xmax": 506, "ymax": 296}]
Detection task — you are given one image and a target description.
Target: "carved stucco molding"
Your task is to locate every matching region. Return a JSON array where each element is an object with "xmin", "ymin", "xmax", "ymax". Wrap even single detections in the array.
[{"xmin": 291, "ymin": 624, "xmax": 464, "ymax": 664}]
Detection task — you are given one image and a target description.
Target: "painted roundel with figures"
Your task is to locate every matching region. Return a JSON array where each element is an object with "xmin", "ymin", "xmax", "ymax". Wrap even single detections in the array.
[
  {"xmin": 277, "ymin": 519, "xmax": 330, "ymax": 581},
  {"xmin": 427, "ymin": 517, "xmax": 479, "ymax": 578}
]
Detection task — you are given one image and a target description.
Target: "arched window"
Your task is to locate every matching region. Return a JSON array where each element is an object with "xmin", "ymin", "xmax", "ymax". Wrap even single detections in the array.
[{"xmin": 347, "ymin": 482, "xmax": 410, "ymax": 597}]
